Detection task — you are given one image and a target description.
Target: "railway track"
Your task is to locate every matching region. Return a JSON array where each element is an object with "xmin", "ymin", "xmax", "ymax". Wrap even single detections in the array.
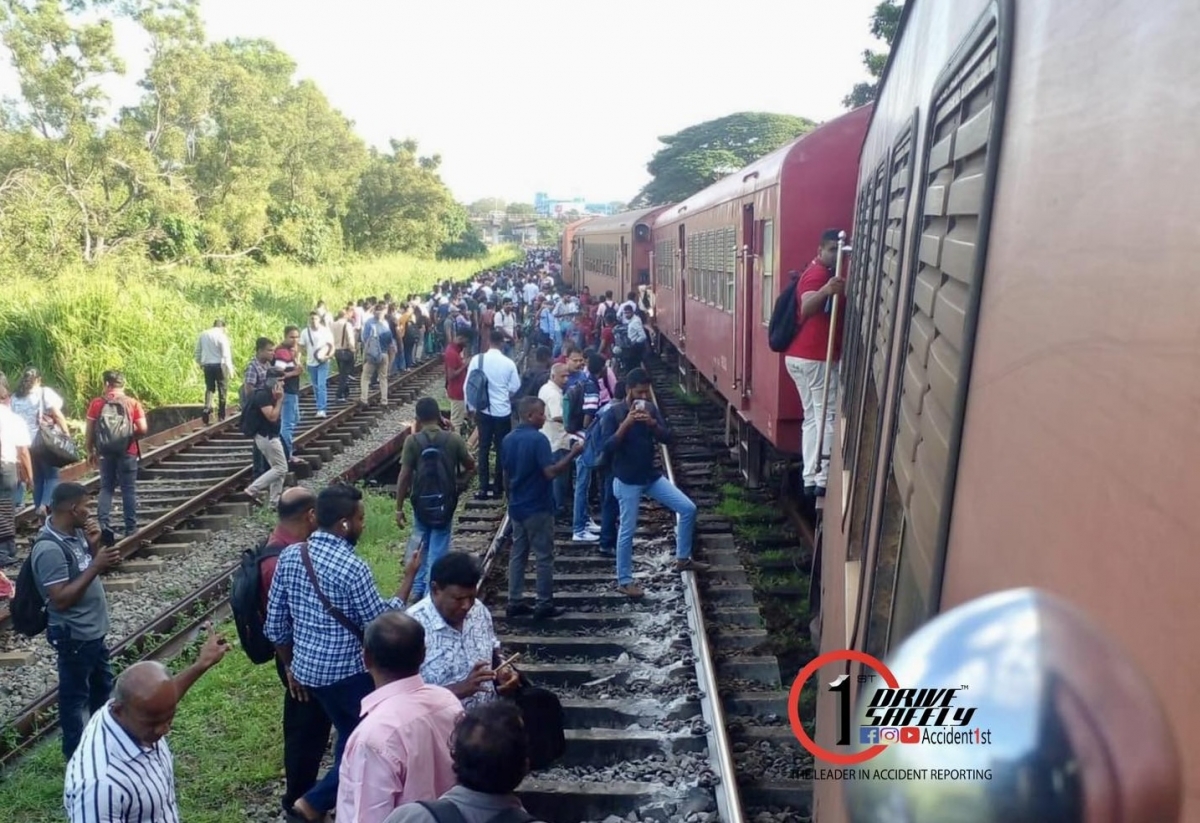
[
  {"xmin": 450, "ymin": 355, "xmax": 813, "ymax": 823},
  {"xmin": 0, "ymin": 359, "xmax": 445, "ymax": 768}
]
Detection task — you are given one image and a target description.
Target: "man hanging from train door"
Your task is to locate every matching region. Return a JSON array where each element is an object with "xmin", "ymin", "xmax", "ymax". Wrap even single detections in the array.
[{"xmin": 784, "ymin": 229, "xmax": 846, "ymax": 499}]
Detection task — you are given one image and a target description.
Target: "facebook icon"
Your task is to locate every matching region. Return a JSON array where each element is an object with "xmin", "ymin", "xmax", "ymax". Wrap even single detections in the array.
[{"xmin": 859, "ymin": 727, "xmax": 880, "ymax": 745}]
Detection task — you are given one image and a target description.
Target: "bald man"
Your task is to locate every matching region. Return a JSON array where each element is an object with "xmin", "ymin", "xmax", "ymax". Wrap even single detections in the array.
[
  {"xmin": 64, "ymin": 632, "xmax": 229, "ymax": 822},
  {"xmin": 536, "ymin": 363, "xmax": 572, "ymax": 516},
  {"xmin": 258, "ymin": 487, "xmax": 332, "ymax": 817},
  {"xmin": 337, "ymin": 612, "xmax": 463, "ymax": 823}
]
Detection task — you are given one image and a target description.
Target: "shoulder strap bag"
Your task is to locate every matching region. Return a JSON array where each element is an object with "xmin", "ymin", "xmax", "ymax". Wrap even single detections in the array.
[{"xmin": 298, "ymin": 541, "xmax": 364, "ymax": 641}]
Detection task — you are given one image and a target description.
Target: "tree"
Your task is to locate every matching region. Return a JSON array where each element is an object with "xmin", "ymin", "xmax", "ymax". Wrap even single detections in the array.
[
  {"xmin": 467, "ymin": 197, "xmax": 505, "ymax": 215},
  {"xmin": 341, "ymin": 139, "xmax": 457, "ymax": 257},
  {"xmin": 631, "ymin": 112, "xmax": 816, "ymax": 207},
  {"xmin": 842, "ymin": 0, "xmax": 904, "ymax": 109},
  {"xmin": 505, "ymin": 202, "xmax": 535, "ymax": 217}
]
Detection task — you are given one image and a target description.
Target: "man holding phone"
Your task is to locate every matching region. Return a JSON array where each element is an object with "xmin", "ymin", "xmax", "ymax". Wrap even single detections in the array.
[
  {"xmin": 601, "ymin": 369, "xmax": 709, "ymax": 599},
  {"xmin": 242, "ymin": 369, "xmax": 288, "ymax": 508},
  {"xmin": 30, "ymin": 482, "xmax": 122, "ymax": 760}
]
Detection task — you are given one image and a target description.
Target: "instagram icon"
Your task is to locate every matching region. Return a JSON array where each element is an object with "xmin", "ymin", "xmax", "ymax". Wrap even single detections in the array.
[{"xmin": 879, "ymin": 727, "xmax": 901, "ymax": 744}]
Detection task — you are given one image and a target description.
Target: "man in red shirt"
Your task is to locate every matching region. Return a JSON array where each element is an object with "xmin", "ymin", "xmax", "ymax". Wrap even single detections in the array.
[
  {"xmin": 784, "ymin": 230, "xmax": 846, "ymax": 498},
  {"xmin": 444, "ymin": 328, "xmax": 472, "ymax": 435},
  {"xmin": 257, "ymin": 487, "xmax": 332, "ymax": 817},
  {"xmin": 84, "ymin": 371, "xmax": 148, "ymax": 539}
]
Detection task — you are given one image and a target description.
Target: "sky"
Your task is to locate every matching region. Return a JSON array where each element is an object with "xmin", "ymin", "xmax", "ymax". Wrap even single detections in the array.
[{"xmin": 2, "ymin": 0, "xmax": 884, "ymax": 205}]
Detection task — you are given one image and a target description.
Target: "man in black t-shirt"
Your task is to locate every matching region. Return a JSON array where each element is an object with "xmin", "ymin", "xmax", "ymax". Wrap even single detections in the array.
[{"xmin": 243, "ymin": 378, "xmax": 287, "ymax": 507}]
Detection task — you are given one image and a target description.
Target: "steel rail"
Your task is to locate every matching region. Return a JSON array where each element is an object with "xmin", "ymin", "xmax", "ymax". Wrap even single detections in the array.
[
  {"xmin": 13, "ymin": 361, "xmax": 373, "ymax": 528},
  {"xmin": 0, "ymin": 362, "xmax": 445, "ymax": 764},
  {"xmin": 649, "ymin": 382, "xmax": 746, "ymax": 823}
]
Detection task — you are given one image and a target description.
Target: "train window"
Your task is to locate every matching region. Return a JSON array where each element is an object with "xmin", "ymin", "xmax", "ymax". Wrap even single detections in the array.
[
  {"xmin": 869, "ymin": 7, "xmax": 1011, "ymax": 654},
  {"xmin": 724, "ymin": 226, "xmax": 736, "ymax": 313},
  {"xmin": 760, "ymin": 220, "xmax": 775, "ymax": 324}
]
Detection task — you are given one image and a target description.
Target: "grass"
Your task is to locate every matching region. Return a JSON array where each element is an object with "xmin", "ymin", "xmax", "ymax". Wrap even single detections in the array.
[
  {"xmin": 0, "ymin": 489, "xmax": 413, "ymax": 822},
  {"xmin": 0, "ymin": 248, "xmax": 519, "ymax": 416}
]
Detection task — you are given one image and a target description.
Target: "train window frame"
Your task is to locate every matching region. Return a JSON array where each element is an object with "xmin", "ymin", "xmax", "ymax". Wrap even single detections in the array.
[
  {"xmin": 760, "ymin": 220, "xmax": 775, "ymax": 325},
  {"xmin": 841, "ymin": 156, "xmax": 894, "ymax": 540},
  {"xmin": 725, "ymin": 226, "xmax": 736, "ymax": 313},
  {"xmin": 855, "ymin": 117, "xmax": 918, "ymax": 658},
  {"xmin": 867, "ymin": 0, "xmax": 1015, "ymax": 656},
  {"xmin": 841, "ymin": 167, "xmax": 885, "ymax": 468}
]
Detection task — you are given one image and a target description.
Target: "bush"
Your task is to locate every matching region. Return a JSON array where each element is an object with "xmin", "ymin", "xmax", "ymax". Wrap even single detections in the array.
[{"xmin": 0, "ymin": 248, "xmax": 518, "ymax": 415}]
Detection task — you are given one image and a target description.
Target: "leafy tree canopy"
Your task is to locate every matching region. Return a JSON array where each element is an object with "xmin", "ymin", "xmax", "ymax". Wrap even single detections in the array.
[
  {"xmin": 631, "ymin": 112, "xmax": 815, "ymax": 207},
  {"xmin": 0, "ymin": 0, "xmax": 486, "ymax": 274},
  {"xmin": 843, "ymin": 0, "xmax": 905, "ymax": 108}
]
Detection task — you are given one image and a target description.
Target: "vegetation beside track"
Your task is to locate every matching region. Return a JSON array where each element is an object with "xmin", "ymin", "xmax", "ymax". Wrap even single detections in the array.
[
  {"xmin": 0, "ymin": 491, "xmax": 415, "ymax": 822},
  {"xmin": 0, "ymin": 247, "xmax": 518, "ymax": 417}
]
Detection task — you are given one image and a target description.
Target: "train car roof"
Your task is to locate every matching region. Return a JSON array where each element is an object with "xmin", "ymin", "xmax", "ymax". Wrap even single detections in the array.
[
  {"xmin": 573, "ymin": 206, "xmax": 669, "ymax": 236},
  {"xmin": 654, "ymin": 105, "xmax": 873, "ymax": 226}
]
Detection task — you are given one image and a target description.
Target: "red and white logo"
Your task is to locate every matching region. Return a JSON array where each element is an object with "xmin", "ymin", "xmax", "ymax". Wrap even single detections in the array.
[{"xmin": 900, "ymin": 727, "xmax": 921, "ymax": 744}]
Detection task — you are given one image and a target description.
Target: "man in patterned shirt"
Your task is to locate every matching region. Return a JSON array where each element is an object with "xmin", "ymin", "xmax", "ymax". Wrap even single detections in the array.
[
  {"xmin": 265, "ymin": 485, "xmax": 422, "ymax": 823},
  {"xmin": 407, "ymin": 552, "xmax": 519, "ymax": 708}
]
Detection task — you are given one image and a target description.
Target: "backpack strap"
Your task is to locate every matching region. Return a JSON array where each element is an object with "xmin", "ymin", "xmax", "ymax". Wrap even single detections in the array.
[
  {"xmin": 298, "ymin": 542, "xmax": 364, "ymax": 642},
  {"xmin": 416, "ymin": 800, "xmax": 469, "ymax": 823}
]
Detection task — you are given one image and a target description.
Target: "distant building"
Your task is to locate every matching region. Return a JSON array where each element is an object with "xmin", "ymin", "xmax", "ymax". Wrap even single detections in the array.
[{"xmin": 534, "ymin": 192, "xmax": 622, "ymax": 218}]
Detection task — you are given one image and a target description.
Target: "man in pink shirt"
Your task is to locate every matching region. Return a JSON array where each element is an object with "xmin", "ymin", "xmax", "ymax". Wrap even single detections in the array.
[{"xmin": 336, "ymin": 611, "xmax": 464, "ymax": 823}]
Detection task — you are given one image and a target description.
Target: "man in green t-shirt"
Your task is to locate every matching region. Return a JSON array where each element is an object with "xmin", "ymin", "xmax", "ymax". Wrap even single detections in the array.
[{"xmin": 395, "ymin": 397, "xmax": 476, "ymax": 600}]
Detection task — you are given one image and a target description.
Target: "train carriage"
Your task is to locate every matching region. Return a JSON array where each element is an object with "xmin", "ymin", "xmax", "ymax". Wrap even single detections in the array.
[
  {"xmin": 571, "ymin": 206, "xmax": 670, "ymax": 300},
  {"xmin": 652, "ymin": 106, "xmax": 871, "ymax": 481},
  {"xmin": 559, "ymin": 217, "xmax": 593, "ymax": 291},
  {"xmin": 814, "ymin": 0, "xmax": 1200, "ymax": 820}
]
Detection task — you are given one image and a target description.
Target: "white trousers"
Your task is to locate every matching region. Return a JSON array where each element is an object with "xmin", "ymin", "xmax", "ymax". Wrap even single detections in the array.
[{"xmin": 785, "ymin": 356, "xmax": 839, "ymax": 488}]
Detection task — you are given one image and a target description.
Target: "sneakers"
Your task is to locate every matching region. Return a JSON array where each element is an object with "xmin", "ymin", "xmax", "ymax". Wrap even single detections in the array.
[
  {"xmin": 617, "ymin": 583, "xmax": 644, "ymax": 599},
  {"xmin": 572, "ymin": 531, "xmax": 599, "ymax": 543},
  {"xmin": 587, "ymin": 520, "xmax": 602, "ymax": 533},
  {"xmin": 675, "ymin": 558, "xmax": 711, "ymax": 573},
  {"xmin": 315, "ymin": 411, "xmax": 327, "ymax": 419}
]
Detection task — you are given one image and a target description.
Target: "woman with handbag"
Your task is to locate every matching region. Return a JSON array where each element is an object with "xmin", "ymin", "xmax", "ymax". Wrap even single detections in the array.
[{"xmin": 11, "ymin": 367, "xmax": 74, "ymax": 514}]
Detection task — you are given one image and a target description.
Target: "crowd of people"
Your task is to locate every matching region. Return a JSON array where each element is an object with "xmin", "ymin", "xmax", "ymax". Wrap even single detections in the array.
[{"xmin": 0, "ymin": 248, "xmax": 717, "ymax": 823}]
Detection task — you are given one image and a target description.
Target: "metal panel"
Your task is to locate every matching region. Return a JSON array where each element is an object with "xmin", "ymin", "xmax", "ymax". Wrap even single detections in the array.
[{"xmin": 879, "ymin": 1, "xmax": 1014, "ymax": 653}]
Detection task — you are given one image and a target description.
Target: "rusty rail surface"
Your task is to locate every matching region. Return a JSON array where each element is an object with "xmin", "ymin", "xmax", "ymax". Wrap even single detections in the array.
[{"xmin": 0, "ymin": 358, "xmax": 445, "ymax": 767}]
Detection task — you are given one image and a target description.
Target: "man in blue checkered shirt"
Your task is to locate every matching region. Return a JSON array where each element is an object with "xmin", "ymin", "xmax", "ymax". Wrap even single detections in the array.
[{"xmin": 265, "ymin": 484, "xmax": 422, "ymax": 823}]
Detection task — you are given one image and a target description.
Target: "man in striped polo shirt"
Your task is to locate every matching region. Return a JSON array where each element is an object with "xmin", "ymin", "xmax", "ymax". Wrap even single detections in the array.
[{"xmin": 63, "ymin": 631, "xmax": 230, "ymax": 822}]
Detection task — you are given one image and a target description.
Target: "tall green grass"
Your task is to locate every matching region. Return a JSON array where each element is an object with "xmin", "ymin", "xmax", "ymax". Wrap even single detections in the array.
[{"xmin": 0, "ymin": 249, "xmax": 518, "ymax": 415}]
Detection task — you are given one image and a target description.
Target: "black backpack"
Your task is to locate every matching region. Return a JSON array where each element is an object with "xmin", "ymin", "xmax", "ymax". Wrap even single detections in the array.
[
  {"xmin": 94, "ymin": 397, "xmax": 135, "ymax": 455},
  {"xmin": 239, "ymin": 393, "xmax": 262, "ymax": 438},
  {"xmin": 767, "ymin": 272, "xmax": 802, "ymax": 353},
  {"xmin": 11, "ymin": 534, "xmax": 73, "ymax": 637},
  {"xmin": 410, "ymin": 431, "xmax": 459, "ymax": 529},
  {"xmin": 230, "ymin": 539, "xmax": 284, "ymax": 664}
]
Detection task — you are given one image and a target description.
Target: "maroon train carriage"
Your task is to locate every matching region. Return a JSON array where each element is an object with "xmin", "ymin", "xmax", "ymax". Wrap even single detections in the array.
[
  {"xmin": 651, "ymin": 105, "xmax": 871, "ymax": 483},
  {"xmin": 571, "ymin": 206, "xmax": 671, "ymax": 302},
  {"xmin": 559, "ymin": 217, "xmax": 593, "ymax": 292}
]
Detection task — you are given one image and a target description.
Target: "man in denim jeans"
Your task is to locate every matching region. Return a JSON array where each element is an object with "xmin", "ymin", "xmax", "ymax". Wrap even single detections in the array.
[
  {"xmin": 30, "ymin": 482, "xmax": 121, "ymax": 758},
  {"xmin": 84, "ymin": 371, "xmax": 147, "ymax": 540},
  {"xmin": 395, "ymin": 398, "xmax": 476, "ymax": 601},
  {"xmin": 600, "ymin": 369, "xmax": 709, "ymax": 599}
]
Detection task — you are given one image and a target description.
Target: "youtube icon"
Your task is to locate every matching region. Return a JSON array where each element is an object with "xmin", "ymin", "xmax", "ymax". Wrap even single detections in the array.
[{"xmin": 900, "ymin": 727, "xmax": 921, "ymax": 744}]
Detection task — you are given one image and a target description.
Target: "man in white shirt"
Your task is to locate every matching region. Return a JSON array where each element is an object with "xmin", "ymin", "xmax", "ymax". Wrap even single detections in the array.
[
  {"xmin": 64, "ymin": 632, "xmax": 229, "ymax": 823},
  {"xmin": 494, "ymin": 299, "xmax": 517, "ymax": 356},
  {"xmin": 194, "ymin": 319, "xmax": 235, "ymax": 424},
  {"xmin": 464, "ymin": 330, "xmax": 521, "ymax": 500},
  {"xmin": 621, "ymin": 304, "xmax": 648, "ymax": 371},
  {"xmin": 0, "ymin": 376, "xmax": 31, "ymax": 567},
  {"xmin": 300, "ymin": 311, "xmax": 335, "ymax": 418},
  {"xmin": 536, "ymin": 364, "xmax": 572, "ymax": 518}
]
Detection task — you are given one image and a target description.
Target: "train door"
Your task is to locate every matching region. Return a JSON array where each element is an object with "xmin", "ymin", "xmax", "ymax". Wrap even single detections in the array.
[
  {"xmin": 740, "ymin": 204, "xmax": 755, "ymax": 402},
  {"xmin": 620, "ymin": 236, "xmax": 629, "ymax": 300},
  {"xmin": 677, "ymin": 225, "xmax": 688, "ymax": 347},
  {"xmin": 571, "ymin": 238, "xmax": 582, "ymax": 291}
]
